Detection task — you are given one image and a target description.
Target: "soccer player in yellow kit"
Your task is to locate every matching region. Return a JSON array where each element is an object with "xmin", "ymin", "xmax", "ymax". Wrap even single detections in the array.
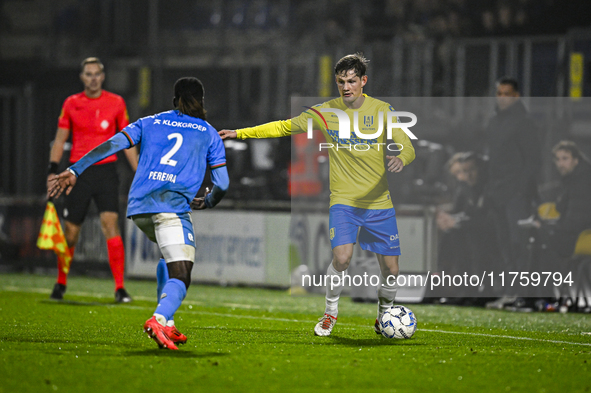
[{"xmin": 219, "ymin": 54, "xmax": 415, "ymax": 336}]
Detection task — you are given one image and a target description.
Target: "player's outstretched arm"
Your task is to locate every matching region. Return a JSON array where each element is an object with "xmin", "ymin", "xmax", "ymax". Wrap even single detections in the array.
[
  {"xmin": 68, "ymin": 132, "xmax": 132, "ymax": 179},
  {"xmin": 218, "ymin": 130, "xmax": 237, "ymax": 140},
  {"xmin": 47, "ymin": 170, "xmax": 77, "ymax": 199},
  {"xmin": 49, "ymin": 132, "xmax": 133, "ymax": 200},
  {"xmin": 220, "ymin": 120, "xmax": 294, "ymax": 140}
]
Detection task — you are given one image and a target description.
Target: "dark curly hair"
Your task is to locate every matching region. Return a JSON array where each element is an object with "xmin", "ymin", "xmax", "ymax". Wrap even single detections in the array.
[{"xmin": 173, "ymin": 77, "xmax": 207, "ymax": 120}]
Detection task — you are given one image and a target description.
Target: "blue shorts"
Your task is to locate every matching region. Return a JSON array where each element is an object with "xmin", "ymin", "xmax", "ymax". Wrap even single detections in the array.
[{"xmin": 329, "ymin": 204, "xmax": 401, "ymax": 256}]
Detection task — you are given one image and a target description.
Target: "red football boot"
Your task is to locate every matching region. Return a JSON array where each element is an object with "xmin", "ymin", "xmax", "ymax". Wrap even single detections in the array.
[
  {"xmin": 143, "ymin": 316, "xmax": 178, "ymax": 350},
  {"xmin": 164, "ymin": 325, "xmax": 187, "ymax": 344}
]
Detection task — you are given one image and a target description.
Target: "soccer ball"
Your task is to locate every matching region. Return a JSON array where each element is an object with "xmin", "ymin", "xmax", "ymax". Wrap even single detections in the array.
[{"xmin": 379, "ymin": 305, "xmax": 417, "ymax": 339}]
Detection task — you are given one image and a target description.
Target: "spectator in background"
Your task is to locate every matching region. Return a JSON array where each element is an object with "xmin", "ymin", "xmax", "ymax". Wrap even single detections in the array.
[
  {"xmin": 437, "ymin": 152, "xmax": 488, "ymax": 233},
  {"xmin": 511, "ymin": 141, "xmax": 591, "ymax": 312},
  {"xmin": 435, "ymin": 152, "xmax": 497, "ymax": 304},
  {"xmin": 480, "ymin": 9, "xmax": 497, "ymax": 36},
  {"xmin": 46, "ymin": 57, "xmax": 138, "ymax": 302},
  {"xmin": 534, "ymin": 141, "xmax": 591, "ymax": 257},
  {"xmin": 484, "ymin": 77, "xmax": 540, "ymax": 309}
]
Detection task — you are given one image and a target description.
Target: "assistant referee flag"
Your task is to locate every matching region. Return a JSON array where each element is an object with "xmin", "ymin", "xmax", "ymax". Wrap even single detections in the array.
[{"xmin": 37, "ymin": 201, "xmax": 72, "ymax": 273}]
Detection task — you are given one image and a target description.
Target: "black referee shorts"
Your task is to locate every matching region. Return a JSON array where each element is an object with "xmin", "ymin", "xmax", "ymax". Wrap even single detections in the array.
[{"xmin": 63, "ymin": 162, "xmax": 120, "ymax": 225}]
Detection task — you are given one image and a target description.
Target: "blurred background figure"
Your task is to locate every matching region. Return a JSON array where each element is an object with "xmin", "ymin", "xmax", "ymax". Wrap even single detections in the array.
[
  {"xmin": 483, "ymin": 77, "xmax": 540, "ymax": 310},
  {"xmin": 539, "ymin": 141, "xmax": 591, "ymax": 258},
  {"xmin": 434, "ymin": 152, "xmax": 497, "ymax": 305},
  {"xmin": 520, "ymin": 141, "xmax": 591, "ymax": 312}
]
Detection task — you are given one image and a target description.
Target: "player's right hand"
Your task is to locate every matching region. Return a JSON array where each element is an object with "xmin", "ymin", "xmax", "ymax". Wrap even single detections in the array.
[
  {"xmin": 218, "ymin": 130, "xmax": 237, "ymax": 140},
  {"xmin": 191, "ymin": 187, "xmax": 211, "ymax": 210},
  {"xmin": 47, "ymin": 170, "xmax": 77, "ymax": 199}
]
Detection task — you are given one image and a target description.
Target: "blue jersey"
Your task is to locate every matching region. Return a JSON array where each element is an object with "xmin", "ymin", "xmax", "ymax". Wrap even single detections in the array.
[{"xmin": 121, "ymin": 110, "xmax": 226, "ymax": 217}]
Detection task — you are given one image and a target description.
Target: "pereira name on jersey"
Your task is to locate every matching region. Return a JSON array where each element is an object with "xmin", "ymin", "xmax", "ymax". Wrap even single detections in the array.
[
  {"xmin": 148, "ymin": 171, "xmax": 177, "ymax": 183},
  {"xmin": 122, "ymin": 110, "xmax": 226, "ymax": 217}
]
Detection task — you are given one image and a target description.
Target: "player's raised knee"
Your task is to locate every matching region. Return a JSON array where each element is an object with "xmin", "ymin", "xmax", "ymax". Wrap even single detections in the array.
[{"xmin": 332, "ymin": 247, "xmax": 353, "ymax": 271}]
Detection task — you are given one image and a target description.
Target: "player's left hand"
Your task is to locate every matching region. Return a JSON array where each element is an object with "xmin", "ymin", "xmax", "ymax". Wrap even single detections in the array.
[
  {"xmin": 47, "ymin": 170, "xmax": 77, "ymax": 199},
  {"xmin": 386, "ymin": 155, "xmax": 404, "ymax": 173},
  {"xmin": 218, "ymin": 130, "xmax": 237, "ymax": 140},
  {"xmin": 191, "ymin": 187, "xmax": 211, "ymax": 210}
]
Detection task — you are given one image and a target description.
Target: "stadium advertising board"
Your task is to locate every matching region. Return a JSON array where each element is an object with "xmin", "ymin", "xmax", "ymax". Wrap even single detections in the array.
[{"xmin": 126, "ymin": 211, "xmax": 290, "ymax": 286}]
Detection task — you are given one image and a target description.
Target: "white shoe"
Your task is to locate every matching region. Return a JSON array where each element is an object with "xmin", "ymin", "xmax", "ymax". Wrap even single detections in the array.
[
  {"xmin": 314, "ymin": 314, "xmax": 337, "ymax": 336},
  {"xmin": 374, "ymin": 313, "xmax": 384, "ymax": 335}
]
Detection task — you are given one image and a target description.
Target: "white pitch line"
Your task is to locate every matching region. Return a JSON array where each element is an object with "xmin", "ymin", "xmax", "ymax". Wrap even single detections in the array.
[
  {"xmin": 119, "ymin": 306, "xmax": 591, "ymax": 347},
  {"xmin": 3, "ymin": 286, "xmax": 591, "ymax": 347},
  {"xmin": 417, "ymin": 328, "xmax": 591, "ymax": 347}
]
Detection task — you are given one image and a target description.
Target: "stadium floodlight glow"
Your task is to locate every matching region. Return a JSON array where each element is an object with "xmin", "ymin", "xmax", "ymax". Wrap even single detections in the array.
[{"xmin": 305, "ymin": 109, "xmax": 418, "ymax": 140}]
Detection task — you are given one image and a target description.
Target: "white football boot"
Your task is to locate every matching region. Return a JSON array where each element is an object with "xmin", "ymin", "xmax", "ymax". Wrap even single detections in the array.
[
  {"xmin": 374, "ymin": 313, "xmax": 383, "ymax": 335},
  {"xmin": 314, "ymin": 314, "xmax": 337, "ymax": 336}
]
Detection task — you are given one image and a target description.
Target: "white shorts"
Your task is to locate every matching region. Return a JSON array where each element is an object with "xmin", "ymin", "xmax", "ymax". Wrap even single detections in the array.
[{"xmin": 132, "ymin": 212, "xmax": 196, "ymax": 263}]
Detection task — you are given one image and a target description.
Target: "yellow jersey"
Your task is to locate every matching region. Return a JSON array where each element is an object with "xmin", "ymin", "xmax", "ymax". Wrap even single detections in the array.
[{"xmin": 236, "ymin": 95, "xmax": 415, "ymax": 209}]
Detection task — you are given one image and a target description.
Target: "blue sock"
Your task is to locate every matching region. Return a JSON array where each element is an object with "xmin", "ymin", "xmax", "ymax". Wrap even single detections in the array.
[
  {"xmin": 156, "ymin": 258, "xmax": 168, "ymax": 302},
  {"xmin": 154, "ymin": 278, "xmax": 186, "ymax": 321},
  {"xmin": 156, "ymin": 258, "xmax": 174, "ymax": 323}
]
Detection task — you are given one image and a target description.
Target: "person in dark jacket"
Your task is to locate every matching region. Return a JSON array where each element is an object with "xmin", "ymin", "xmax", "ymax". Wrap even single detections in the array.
[
  {"xmin": 435, "ymin": 152, "xmax": 498, "ymax": 303},
  {"xmin": 536, "ymin": 141, "xmax": 591, "ymax": 257},
  {"xmin": 437, "ymin": 152, "xmax": 491, "ymax": 242},
  {"xmin": 485, "ymin": 77, "xmax": 540, "ymax": 275},
  {"xmin": 521, "ymin": 141, "xmax": 591, "ymax": 312}
]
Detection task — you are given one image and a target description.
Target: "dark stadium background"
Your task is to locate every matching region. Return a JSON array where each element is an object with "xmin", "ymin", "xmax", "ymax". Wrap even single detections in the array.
[{"xmin": 1, "ymin": 0, "xmax": 591, "ymax": 280}]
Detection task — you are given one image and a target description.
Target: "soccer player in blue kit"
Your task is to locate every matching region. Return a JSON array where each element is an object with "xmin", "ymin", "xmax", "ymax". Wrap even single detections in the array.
[{"xmin": 48, "ymin": 77, "xmax": 229, "ymax": 350}]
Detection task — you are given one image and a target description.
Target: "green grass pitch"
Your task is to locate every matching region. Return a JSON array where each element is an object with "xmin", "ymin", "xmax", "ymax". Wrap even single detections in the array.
[{"xmin": 1, "ymin": 273, "xmax": 590, "ymax": 393}]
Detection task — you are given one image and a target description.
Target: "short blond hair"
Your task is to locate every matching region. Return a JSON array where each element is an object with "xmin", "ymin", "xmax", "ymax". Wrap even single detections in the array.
[{"xmin": 80, "ymin": 57, "xmax": 104, "ymax": 73}]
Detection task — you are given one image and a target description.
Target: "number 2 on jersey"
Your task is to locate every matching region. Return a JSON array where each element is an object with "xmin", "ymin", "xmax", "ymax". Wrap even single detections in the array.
[{"xmin": 160, "ymin": 133, "xmax": 183, "ymax": 166}]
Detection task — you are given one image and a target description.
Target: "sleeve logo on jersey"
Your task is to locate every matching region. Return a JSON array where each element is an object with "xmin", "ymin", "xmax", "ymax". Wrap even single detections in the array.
[
  {"xmin": 329, "ymin": 227, "xmax": 335, "ymax": 240},
  {"xmin": 100, "ymin": 120, "xmax": 109, "ymax": 129}
]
